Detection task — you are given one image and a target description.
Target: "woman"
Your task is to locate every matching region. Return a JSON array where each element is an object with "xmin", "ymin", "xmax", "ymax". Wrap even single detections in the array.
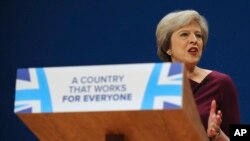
[{"xmin": 156, "ymin": 10, "xmax": 240, "ymax": 141}]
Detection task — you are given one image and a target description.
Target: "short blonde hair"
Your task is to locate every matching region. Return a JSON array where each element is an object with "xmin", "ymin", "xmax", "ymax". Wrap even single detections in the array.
[{"xmin": 156, "ymin": 10, "xmax": 208, "ymax": 61}]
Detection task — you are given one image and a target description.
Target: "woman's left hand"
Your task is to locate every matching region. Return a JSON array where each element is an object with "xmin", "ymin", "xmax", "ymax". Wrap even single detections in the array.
[{"xmin": 207, "ymin": 100, "xmax": 222, "ymax": 140}]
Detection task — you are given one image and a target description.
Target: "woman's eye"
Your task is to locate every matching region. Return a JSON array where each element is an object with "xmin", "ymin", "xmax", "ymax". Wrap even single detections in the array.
[
  {"xmin": 180, "ymin": 33, "xmax": 188, "ymax": 36},
  {"xmin": 196, "ymin": 34, "xmax": 202, "ymax": 38}
]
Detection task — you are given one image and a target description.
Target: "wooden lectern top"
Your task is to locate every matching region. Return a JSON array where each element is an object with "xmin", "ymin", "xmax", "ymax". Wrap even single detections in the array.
[{"xmin": 17, "ymin": 75, "xmax": 208, "ymax": 141}]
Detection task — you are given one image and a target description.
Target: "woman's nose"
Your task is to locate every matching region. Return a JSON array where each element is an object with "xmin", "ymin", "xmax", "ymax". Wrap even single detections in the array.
[{"xmin": 189, "ymin": 34, "xmax": 198, "ymax": 43}]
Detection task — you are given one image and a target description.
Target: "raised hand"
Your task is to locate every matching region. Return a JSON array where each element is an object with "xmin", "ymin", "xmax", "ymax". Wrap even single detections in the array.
[{"xmin": 207, "ymin": 100, "xmax": 222, "ymax": 140}]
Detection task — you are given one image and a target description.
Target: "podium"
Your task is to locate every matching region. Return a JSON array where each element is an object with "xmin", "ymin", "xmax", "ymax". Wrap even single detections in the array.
[{"xmin": 14, "ymin": 63, "xmax": 209, "ymax": 141}]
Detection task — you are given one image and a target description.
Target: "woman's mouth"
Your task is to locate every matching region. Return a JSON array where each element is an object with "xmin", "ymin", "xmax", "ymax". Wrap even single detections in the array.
[
  {"xmin": 188, "ymin": 47, "xmax": 198, "ymax": 52},
  {"xmin": 188, "ymin": 47, "xmax": 199, "ymax": 55}
]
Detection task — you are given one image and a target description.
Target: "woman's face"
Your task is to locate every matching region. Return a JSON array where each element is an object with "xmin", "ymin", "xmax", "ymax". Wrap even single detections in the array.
[{"xmin": 169, "ymin": 21, "xmax": 203, "ymax": 67}]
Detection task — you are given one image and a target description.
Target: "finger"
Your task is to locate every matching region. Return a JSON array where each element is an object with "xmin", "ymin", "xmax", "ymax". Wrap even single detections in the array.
[
  {"xmin": 216, "ymin": 111, "xmax": 222, "ymax": 124},
  {"xmin": 209, "ymin": 128, "xmax": 217, "ymax": 137},
  {"xmin": 217, "ymin": 110, "xmax": 222, "ymax": 117},
  {"xmin": 216, "ymin": 117, "xmax": 222, "ymax": 125},
  {"xmin": 209, "ymin": 100, "xmax": 217, "ymax": 115},
  {"xmin": 212, "ymin": 123, "xmax": 219, "ymax": 130},
  {"xmin": 208, "ymin": 124, "xmax": 219, "ymax": 137},
  {"xmin": 208, "ymin": 128, "xmax": 214, "ymax": 136}
]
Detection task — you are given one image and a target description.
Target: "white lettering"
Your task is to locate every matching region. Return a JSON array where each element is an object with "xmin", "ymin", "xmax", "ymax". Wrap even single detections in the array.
[
  {"xmin": 234, "ymin": 129, "xmax": 241, "ymax": 136},
  {"xmin": 234, "ymin": 129, "xmax": 248, "ymax": 136},
  {"xmin": 241, "ymin": 129, "xmax": 247, "ymax": 136}
]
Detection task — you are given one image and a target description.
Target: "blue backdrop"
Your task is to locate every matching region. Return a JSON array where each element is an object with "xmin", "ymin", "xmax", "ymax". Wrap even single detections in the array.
[{"xmin": 1, "ymin": 1, "xmax": 249, "ymax": 140}]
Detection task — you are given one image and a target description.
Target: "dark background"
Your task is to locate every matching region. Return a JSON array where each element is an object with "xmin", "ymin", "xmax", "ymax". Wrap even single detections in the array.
[{"xmin": 1, "ymin": 1, "xmax": 249, "ymax": 140}]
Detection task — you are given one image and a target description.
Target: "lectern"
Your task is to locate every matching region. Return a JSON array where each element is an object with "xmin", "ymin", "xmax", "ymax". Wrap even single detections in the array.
[{"xmin": 14, "ymin": 63, "xmax": 209, "ymax": 141}]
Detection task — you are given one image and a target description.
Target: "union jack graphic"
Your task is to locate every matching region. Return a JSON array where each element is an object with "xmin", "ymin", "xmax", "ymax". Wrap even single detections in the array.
[
  {"xmin": 14, "ymin": 68, "xmax": 53, "ymax": 113},
  {"xmin": 141, "ymin": 63, "xmax": 183, "ymax": 110}
]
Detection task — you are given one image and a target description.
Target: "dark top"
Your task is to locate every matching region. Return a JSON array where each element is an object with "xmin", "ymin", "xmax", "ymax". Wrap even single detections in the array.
[{"xmin": 189, "ymin": 71, "xmax": 240, "ymax": 136}]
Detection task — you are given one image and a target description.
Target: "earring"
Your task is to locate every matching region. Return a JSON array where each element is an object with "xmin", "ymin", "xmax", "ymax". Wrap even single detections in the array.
[{"xmin": 167, "ymin": 50, "xmax": 172, "ymax": 56}]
